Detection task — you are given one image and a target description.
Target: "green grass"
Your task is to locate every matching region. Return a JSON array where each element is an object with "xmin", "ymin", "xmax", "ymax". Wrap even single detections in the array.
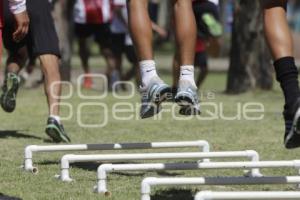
[{"xmin": 0, "ymin": 54, "xmax": 299, "ymax": 200}]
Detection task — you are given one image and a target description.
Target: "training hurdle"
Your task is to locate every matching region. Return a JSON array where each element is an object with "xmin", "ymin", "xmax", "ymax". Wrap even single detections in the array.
[
  {"xmin": 96, "ymin": 160, "xmax": 266, "ymax": 194},
  {"xmin": 59, "ymin": 150, "xmax": 259, "ymax": 182},
  {"xmin": 23, "ymin": 140, "xmax": 210, "ymax": 173},
  {"xmin": 194, "ymin": 191, "xmax": 300, "ymax": 200},
  {"xmin": 141, "ymin": 173, "xmax": 300, "ymax": 200}
]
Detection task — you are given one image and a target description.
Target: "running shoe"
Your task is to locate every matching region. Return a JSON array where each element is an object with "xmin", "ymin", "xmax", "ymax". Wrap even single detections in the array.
[
  {"xmin": 0, "ymin": 73, "xmax": 20, "ymax": 113},
  {"xmin": 83, "ymin": 76, "xmax": 93, "ymax": 89},
  {"xmin": 45, "ymin": 117, "xmax": 71, "ymax": 143},
  {"xmin": 140, "ymin": 76, "xmax": 171, "ymax": 119},
  {"xmin": 202, "ymin": 13, "xmax": 223, "ymax": 37},
  {"xmin": 175, "ymin": 80, "xmax": 201, "ymax": 115},
  {"xmin": 284, "ymin": 99, "xmax": 300, "ymax": 149}
]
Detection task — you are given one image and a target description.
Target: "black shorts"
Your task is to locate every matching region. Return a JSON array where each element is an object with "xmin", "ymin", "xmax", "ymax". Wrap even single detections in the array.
[
  {"xmin": 3, "ymin": 0, "xmax": 60, "ymax": 58},
  {"xmin": 193, "ymin": 0, "xmax": 220, "ymax": 37},
  {"xmin": 111, "ymin": 33, "xmax": 137, "ymax": 64},
  {"xmin": 195, "ymin": 52, "xmax": 208, "ymax": 68},
  {"xmin": 74, "ymin": 23, "xmax": 112, "ymax": 48}
]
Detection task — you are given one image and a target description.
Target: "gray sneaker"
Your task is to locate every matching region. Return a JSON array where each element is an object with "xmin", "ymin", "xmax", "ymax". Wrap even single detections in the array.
[
  {"xmin": 175, "ymin": 80, "xmax": 201, "ymax": 115},
  {"xmin": 140, "ymin": 77, "xmax": 171, "ymax": 119}
]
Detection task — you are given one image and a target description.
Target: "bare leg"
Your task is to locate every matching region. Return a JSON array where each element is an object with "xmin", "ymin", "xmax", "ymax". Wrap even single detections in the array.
[
  {"xmin": 78, "ymin": 38, "xmax": 90, "ymax": 74},
  {"xmin": 6, "ymin": 47, "xmax": 28, "ymax": 73},
  {"xmin": 39, "ymin": 54, "xmax": 61, "ymax": 116},
  {"xmin": 263, "ymin": 0, "xmax": 292, "ymax": 59},
  {"xmin": 172, "ymin": 0, "xmax": 200, "ymax": 115},
  {"xmin": 79, "ymin": 38, "xmax": 94, "ymax": 89},
  {"xmin": 172, "ymin": 0, "xmax": 197, "ymax": 66},
  {"xmin": 196, "ymin": 66, "xmax": 208, "ymax": 88},
  {"xmin": 100, "ymin": 45, "xmax": 119, "ymax": 90},
  {"xmin": 172, "ymin": 52, "xmax": 180, "ymax": 89},
  {"xmin": 41, "ymin": 54, "xmax": 71, "ymax": 142},
  {"xmin": 127, "ymin": 0, "xmax": 153, "ymax": 61}
]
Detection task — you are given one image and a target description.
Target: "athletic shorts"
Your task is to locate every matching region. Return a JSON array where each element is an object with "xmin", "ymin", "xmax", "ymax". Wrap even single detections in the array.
[
  {"xmin": 3, "ymin": 0, "xmax": 60, "ymax": 58},
  {"xmin": 195, "ymin": 52, "xmax": 208, "ymax": 68},
  {"xmin": 193, "ymin": 0, "xmax": 220, "ymax": 37},
  {"xmin": 74, "ymin": 23, "xmax": 112, "ymax": 49},
  {"xmin": 111, "ymin": 33, "xmax": 137, "ymax": 64}
]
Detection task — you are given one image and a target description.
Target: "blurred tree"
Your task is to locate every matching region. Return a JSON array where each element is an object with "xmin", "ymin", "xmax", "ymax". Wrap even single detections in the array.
[{"xmin": 226, "ymin": 0, "xmax": 273, "ymax": 94}]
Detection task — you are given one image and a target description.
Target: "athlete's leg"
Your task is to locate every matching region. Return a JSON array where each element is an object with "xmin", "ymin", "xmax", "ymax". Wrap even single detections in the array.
[
  {"xmin": 172, "ymin": 0, "xmax": 200, "ymax": 115},
  {"xmin": 1, "ymin": 46, "xmax": 27, "ymax": 113},
  {"xmin": 78, "ymin": 37, "xmax": 90, "ymax": 75},
  {"xmin": 127, "ymin": 0, "xmax": 171, "ymax": 119},
  {"xmin": 39, "ymin": 54, "xmax": 71, "ymax": 143},
  {"xmin": 5, "ymin": 47, "xmax": 27, "ymax": 74},
  {"xmin": 172, "ymin": 0, "xmax": 197, "ymax": 67},
  {"xmin": 172, "ymin": 52, "xmax": 180, "ymax": 92},
  {"xmin": 39, "ymin": 54, "xmax": 61, "ymax": 117},
  {"xmin": 263, "ymin": 0, "xmax": 300, "ymax": 149},
  {"xmin": 263, "ymin": 0, "xmax": 292, "ymax": 59},
  {"xmin": 78, "ymin": 37, "xmax": 93, "ymax": 89},
  {"xmin": 127, "ymin": 0, "xmax": 153, "ymax": 61},
  {"xmin": 194, "ymin": 52, "xmax": 208, "ymax": 88}
]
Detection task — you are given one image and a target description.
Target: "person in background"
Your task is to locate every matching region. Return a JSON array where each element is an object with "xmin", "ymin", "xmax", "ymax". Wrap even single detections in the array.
[
  {"xmin": 73, "ymin": 0, "xmax": 117, "ymax": 89},
  {"xmin": 111, "ymin": 0, "xmax": 139, "ymax": 90},
  {"xmin": 0, "ymin": 0, "xmax": 29, "ymax": 84},
  {"xmin": 1, "ymin": 0, "xmax": 71, "ymax": 143}
]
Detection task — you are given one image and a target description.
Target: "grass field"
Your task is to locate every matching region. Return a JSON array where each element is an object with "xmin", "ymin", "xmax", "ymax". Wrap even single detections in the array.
[{"xmin": 0, "ymin": 54, "xmax": 299, "ymax": 200}]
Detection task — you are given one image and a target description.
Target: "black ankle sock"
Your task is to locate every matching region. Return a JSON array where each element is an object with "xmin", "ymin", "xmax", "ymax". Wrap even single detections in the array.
[{"xmin": 274, "ymin": 57, "xmax": 300, "ymax": 113}]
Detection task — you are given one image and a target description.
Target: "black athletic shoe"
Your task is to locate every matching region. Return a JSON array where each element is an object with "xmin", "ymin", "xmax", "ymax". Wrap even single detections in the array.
[
  {"xmin": 45, "ymin": 117, "xmax": 71, "ymax": 143},
  {"xmin": 284, "ymin": 99, "xmax": 300, "ymax": 149},
  {"xmin": 0, "ymin": 73, "xmax": 20, "ymax": 113}
]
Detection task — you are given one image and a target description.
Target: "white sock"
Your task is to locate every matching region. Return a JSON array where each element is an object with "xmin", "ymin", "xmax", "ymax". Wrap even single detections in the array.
[
  {"xmin": 179, "ymin": 65, "xmax": 197, "ymax": 87},
  {"xmin": 140, "ymin": 60, "xmax": 158, "ymax": 87},
  {"xmin": 50, "ymin": 115, "xmax": 61, "ymax": 123}
]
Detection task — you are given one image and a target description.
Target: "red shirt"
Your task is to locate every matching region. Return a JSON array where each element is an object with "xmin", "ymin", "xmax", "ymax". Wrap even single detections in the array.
[
  {"xmin": 195, "ymin": 37, "xmax": 206, "ymax": 53},
  {"xmin": 0, "ymin": 0, "xmax": 3, "ymax": 29},
  {"xmin": 74, "ymin": 0, "xmax": 113, "ymax": 24}
]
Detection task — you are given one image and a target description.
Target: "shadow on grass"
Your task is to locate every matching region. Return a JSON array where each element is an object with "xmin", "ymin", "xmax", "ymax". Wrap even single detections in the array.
[
  {"xmin": 0, "ymin": 130, "xmax": 43, "ymax": 140},
  {"xmin": 0, "ymin": 193, "xmax": 22, "ymax": 200},
  {"xmin": 37, "ymin": 160, "xmax": 59, "ymax": 166},
  {"xmin": 72, "ymin": 162, "xmax": 100, "ymax": 171},
  {"xmin": 72, "ymin": 161, "xmax": 141, "ymax": 172},
  {"xmin": 156, "ymin": 171, "xmax": 183, "ymax": 176},
  {"xmin": 152, "ymin": 189, "xmax": 194, "ymax": 200}
]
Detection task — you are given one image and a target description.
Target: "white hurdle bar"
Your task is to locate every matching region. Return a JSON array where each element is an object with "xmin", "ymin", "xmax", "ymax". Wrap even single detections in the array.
[
  {"xmin": 141, "ymin": 176, "xmax": 300, "ymax": 200},
  {"xmin": 97, "ymin": 159, "xmax": 282, "ymax": 194},
  {"xmin": 195, "ymin": 191, "xmax": 300, "ymax": 200},
  {"xmin": 60, "ymin": 150, "xmax": 260, "ymax": 182},
  {"xmin": 23, "ymin": 140, "xmax": 210, "ymax": 173}
]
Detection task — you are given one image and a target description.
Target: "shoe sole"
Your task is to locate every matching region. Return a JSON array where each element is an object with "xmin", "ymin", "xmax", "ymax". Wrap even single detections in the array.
[
  {"xmin": 140, "ymin": 86, "xmax": 171, "ymax": 119},
  {"xmin": 202, "ymin": 14, "xmax": 222, "ymax": 37},
  {"xmin": 285, "ymin": 107, "xmax": 300, "ymax": 149},
  {"xmin": 45, "ymin": 125, "xmax": 70, "ymax": 143},
  {"xmin": 175, "ymin": 92, "xmax": 200, "ymax": 116},
  {"xmin": 1, "ymin": 78, "xmax": 19, "ymax": 113}
]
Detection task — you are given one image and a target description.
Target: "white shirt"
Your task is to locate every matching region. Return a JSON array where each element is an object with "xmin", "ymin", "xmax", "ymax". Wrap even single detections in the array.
[
  {"xmin": 209, "ymin": 0, "xmax": 219, "ymax": 6},
  {"xmin": 111, "ymin": 0, "xmax": 133, "ymax": 45},
  {"xmin": 110, "ymin": 0, "xmax": 128, "ymax": 34},
  {"xmin": 9, "ymin": 0, "xmax": 26, "ymax": 14}
]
